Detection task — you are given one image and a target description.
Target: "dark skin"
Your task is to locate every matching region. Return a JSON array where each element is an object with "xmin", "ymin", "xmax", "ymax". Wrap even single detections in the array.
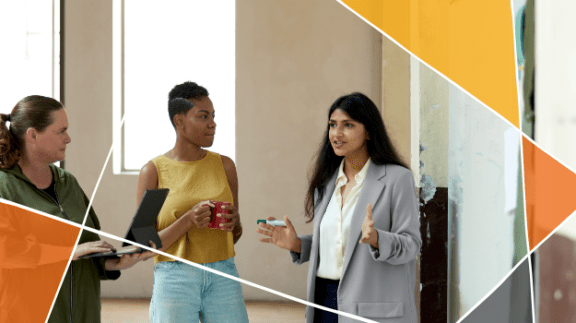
[{"xmin": 136, "ymin": 96, "xmax": 242, "ymax": 254}]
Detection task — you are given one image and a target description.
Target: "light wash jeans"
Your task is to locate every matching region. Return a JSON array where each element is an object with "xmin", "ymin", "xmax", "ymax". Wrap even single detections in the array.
[{"xmin": 149, "ymin": 257, "xmax": 249, "ymax": 323}]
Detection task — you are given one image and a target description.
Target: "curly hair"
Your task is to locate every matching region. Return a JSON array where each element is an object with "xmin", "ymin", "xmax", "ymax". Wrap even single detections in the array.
[
  {"xmin": 167, "ymin": 81, "xmax": 209, "ymax": 129},
  {"xmin": 0, "ymin": 95, "xmax": 63, "ymax": 169}
]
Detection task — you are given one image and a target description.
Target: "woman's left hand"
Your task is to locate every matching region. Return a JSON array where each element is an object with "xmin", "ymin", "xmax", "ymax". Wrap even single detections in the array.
[
  {"xmin": 359, "ymin": 203, "xmax": 379, "ymax": 249},
  {"xmin": 218, "ymin": 205, "xmax": 241, "ymax": 233},
  {"xmin": 104, "ymin": 241, "xmax": 157, "ymax": 271}
]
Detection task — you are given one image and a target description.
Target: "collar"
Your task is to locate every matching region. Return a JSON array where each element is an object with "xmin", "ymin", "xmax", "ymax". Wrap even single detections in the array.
[
  {"xmin": 1, "ymin": 163, "xmax": 60, "ymax": 187},
  {"xmin": 336, "ymin": 157, "xmax": 371, "ymax": 186}
]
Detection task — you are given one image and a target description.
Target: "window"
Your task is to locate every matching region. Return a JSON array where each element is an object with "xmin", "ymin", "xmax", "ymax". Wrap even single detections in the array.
[
  {"xmin": 0, "ymin": 0, "xmax": 60, "ymax": 113},
  {"xmin": 113, "ymin": 0, "xmax": 236, "ymax": 174}
]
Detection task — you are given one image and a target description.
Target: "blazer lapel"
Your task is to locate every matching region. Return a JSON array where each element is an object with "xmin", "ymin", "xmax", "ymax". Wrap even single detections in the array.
[
  {"xmin": 308, "ymin": 170, "xmax": 338, "ymax": 300},
  {"xmin": 340, "ymin": 162, "xmax": 386, "ymax": 280},
  {"xmin": 312, "ymin": 172, "xmax": 338, "ymax": 235}
]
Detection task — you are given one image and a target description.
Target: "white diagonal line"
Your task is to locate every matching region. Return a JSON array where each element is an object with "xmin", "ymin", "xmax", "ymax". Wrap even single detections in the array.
[
  {"xmin": 70, "ymin": 107, "xmax": 379, "ymax": 322},
  {"xmin": 454, "ymin": 255, "xmax": 530, "ymax": 323},
  {"xmin": 0, "ymin": 198, "xmax": 83, "ymax": 229},
  {"xmin": 336, "ymin": 0, "xmax": 521, "ymax": 133},
  {"xmin": 82, "ymin": 113, "xmax": 127, "ymax": 226},
  {"xmin": 44, "ymin": 113, "xmax": 127, "ymax": 323},
  {"xmin": 82, "ymin": 225, "xmax": 379, "ymax": 323}
]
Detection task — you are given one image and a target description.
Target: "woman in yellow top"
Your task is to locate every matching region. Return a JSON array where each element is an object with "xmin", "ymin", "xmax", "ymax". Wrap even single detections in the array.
[{"xmin": 137, "ymin": 81, "xmax": 248, "ymax": 322}]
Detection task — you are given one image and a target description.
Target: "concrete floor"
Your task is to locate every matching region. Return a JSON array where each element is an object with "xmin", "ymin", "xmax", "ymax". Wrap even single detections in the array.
[{"xmin": 101, "ymin": 298, "xmax": 306, "ymax": 322}]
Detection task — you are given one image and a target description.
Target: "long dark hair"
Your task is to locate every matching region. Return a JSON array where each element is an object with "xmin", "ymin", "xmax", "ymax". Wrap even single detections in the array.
[
  {"xmin": 304, "ymin": 92, "xmax": 408, "ymax": 220},
  {"xmin": 0, "ymin": 95, "xmax": 63, "ymax": 169}
]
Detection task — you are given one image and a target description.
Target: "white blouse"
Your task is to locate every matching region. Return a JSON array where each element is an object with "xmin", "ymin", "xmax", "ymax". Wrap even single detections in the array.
[{"xmin": 316, "ymin": 158, "xmax": 371, "ymax": 280}]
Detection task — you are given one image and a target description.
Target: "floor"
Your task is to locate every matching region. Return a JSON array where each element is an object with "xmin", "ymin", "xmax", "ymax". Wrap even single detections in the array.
[{"xmin": 101, "ymin": 298, "xmax": 306, "ymax": 323}]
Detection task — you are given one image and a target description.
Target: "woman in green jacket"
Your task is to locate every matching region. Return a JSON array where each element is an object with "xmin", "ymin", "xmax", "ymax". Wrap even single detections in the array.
[{"xmin": 0, "ymin": 95, "xmax": 152, "ymax": 323}]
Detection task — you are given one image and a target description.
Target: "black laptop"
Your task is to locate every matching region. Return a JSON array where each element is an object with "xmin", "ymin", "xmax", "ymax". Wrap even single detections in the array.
[{"xmin": 80, "ymin": 188, "xmax": 169, "ymax": 258}]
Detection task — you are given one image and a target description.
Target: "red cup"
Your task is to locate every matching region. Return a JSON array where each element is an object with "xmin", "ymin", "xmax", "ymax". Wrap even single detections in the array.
[{"xmin": 209, "ymin": 201, "xmax": 231, "ymax": 229}]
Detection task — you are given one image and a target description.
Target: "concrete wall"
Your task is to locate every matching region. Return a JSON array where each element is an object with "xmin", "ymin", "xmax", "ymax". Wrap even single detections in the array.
[{"xmin": 63, "ymin": 0, "xmax": 387, "ymax": 300}]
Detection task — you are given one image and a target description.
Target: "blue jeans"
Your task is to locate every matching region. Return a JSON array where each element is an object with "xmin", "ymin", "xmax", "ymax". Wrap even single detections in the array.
[{"xmin": 149, "ymin": 258, "xmax": 249, "ymax": 323}]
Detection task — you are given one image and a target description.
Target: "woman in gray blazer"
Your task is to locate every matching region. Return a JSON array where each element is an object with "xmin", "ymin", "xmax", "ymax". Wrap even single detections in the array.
[{"xmin": 257, "ymin": 93, "xmax": 421, "ymax": 323}]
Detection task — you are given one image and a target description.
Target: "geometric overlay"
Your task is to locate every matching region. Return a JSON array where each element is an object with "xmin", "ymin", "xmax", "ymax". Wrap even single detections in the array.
[
  {"xmin": 522, "ymin": 136, "xmax": 576, "ymax": 250},
  {"xmin": 447, "ymin": 88, "xmax": 525, "ymax": 323},
  {"xmin": 458, "ymin": 258, "xmax": 532, "ymax": 323},
  {"xmin": 339, "ymin": 0, "xmax": 519, "ymax": 128},
  {"xmin": 0, "ymin": 201, "xmax": 79, "ymax": 323}
]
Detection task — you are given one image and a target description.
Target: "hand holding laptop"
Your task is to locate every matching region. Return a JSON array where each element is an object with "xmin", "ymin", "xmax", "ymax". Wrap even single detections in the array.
[
  {"xmin": 104, "ymin": 241, "xmax": 158, "ymax": 271},
  {"xmin": 78, "ymin": 189, "xmax": 168, "ymax": 259},
  {"xmin": 72, "ymin": 240, "xmax": 117, "ymax": 260}
]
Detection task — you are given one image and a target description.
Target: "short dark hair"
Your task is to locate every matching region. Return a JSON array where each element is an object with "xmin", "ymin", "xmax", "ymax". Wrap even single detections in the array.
[
  {"xmin": 167, "ymin": 81, "xmax": 209, "ymax": 128},
  {"xmin": 0, "ymin": 95, "xmax": 63, "ymax": 168},
  {"xmin": 168, "ymin": 81, "xmax": 209, "ymax": 101},
  {"xmin": 168, "ymin": 98, "xmax": 193, "ymax": 128}
]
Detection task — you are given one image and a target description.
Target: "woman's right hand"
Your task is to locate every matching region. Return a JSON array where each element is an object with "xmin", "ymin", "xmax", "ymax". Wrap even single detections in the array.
[
  {"xmin": 72, "ymin": 241, "xmax": 115, "ymax": 260},
  {"xmin": 257, "ymin": 216, "xmax": 301, "ymax": 253},
  {"xmin": 185, "ymin": 200, "xmax": 215, "ymax": 229}
]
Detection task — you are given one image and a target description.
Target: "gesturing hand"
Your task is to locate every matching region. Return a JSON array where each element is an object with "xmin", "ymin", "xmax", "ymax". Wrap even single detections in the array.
[
  {"xmin": 256, "ymin": 216, "xmax": 301, "ymax": 253},
  {"xmin": 359, "ymin": 203, "xmax": 379, "ymax": 249},
  {"xmin": 217, "ymin": 204, "xmax": 241, "ymax": 232},
  {"xmin": 186, "ymin": 200, "xmax": 215, "ymax": 229},
  {"xmin": 73, "ymin": 241, "xmax": 115, "ymax": 260}
]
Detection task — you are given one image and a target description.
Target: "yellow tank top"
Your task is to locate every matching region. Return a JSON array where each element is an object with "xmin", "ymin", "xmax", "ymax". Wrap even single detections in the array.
[{"xmin": 152, "ymin": 151, "xmax": 235, "ymax": 264}]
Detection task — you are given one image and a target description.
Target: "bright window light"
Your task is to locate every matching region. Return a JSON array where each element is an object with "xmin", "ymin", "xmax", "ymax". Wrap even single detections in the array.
[
  {"xmin": 0, "ymin": 0, "xmax": 60, "ymax": 114},
  {"xmin": 113, "ymin": 0, "xmax": 236, "ymax": 174}
]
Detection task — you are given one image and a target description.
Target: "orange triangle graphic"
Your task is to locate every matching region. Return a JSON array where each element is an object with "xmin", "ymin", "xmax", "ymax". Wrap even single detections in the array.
[
  {"xmin": 340, "ymin": 0, "xmax": 519, "ymax": 128},
  {"xmin": 522, "ymin": 136, "xmax": 576, "ymax": 250},
  {"xmin": 0, "ymin": 201, "xmax": 80, "ymax": 322}
]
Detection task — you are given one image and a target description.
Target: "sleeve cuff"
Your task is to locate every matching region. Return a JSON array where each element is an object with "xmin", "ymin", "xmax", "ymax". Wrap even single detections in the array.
[
  {"xmin": 94, "ymin": 257, "xmax": 121, "ymax": 280},
  {"xmin": 369, "ymin": 229, "xmax": 393, "ymax": 261},
  {"xmin": 291, "ymin": 235, "xmax": 313, "ymax": 265}
]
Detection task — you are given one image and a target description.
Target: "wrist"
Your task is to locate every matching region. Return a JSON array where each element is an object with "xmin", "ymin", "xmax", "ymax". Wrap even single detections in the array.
[
  {"xmin": 104, "ymin": 258, "xmax": 120, "ymax": 271},
  {"xmin": 370, "ymin": 231, "xmax": 379, "ymax": 249},
  {"xmin": 291, "ymin": 238, "xmax": 302, "ymax": 253},
  {"xmin": 184, "ymin": 211, "xmax": 195, "ymax": 228}
]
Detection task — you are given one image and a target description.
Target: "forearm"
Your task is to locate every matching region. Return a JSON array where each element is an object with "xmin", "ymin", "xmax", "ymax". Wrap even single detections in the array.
[
  {"xmin": 0, "ymin": 235, "xmax": 42, "ymax": 269},
  {"xmin": 39, "ymin": 244, "xmax": 74, "ymax": 265},
  {"xmin": 104, "ymin": 258, "xmax": 120, "ymax": 271},
  {"xmin": 157, "ymin": 213, "xmax": 195, "ymax": 252}
]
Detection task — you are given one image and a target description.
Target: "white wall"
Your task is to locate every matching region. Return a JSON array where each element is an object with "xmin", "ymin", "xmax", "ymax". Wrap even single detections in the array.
[
  {"xmin": 448, "ymin": 85, "xmax": 520, "ymax": 319},
  {"xmin": 534, "ymin": 0, "xmax": 576, "ymax": 169}
]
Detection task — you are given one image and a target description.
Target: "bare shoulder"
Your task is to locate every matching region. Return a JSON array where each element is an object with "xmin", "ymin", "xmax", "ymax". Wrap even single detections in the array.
[
  {"xmin": 140, "ymin": 160, "xmax": 158, "ymax": 176},
  {"xmin": 220, "ymin": 155, "xmax": 237, "ymax": 173},
  {"xmin": 138, "ymin": 160, "xmax": 158, "ymax": 189}
]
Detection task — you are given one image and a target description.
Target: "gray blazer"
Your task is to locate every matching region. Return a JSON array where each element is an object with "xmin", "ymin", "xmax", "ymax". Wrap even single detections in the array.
[{"xmin": 291, "ymin": 163, "xmax": 421, "ymax": 323}]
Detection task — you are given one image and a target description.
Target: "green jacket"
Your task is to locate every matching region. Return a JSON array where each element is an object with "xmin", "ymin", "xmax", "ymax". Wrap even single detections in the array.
[{"xmin": 0, "ymin": 164, "xmax": 119, "ymax": 323}]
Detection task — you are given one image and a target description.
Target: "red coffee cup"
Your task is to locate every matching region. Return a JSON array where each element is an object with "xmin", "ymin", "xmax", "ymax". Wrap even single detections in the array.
[{"xmin": 209, "ymin": 201, "xmax": 231, "ymax": 229}]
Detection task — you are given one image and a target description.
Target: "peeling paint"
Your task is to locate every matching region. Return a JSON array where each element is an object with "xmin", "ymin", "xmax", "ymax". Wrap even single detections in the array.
[
  {"xmin": 430, "ymin": 103, "xmax": 440, "ymax": 110},
  {"xmin": 420, "ymin": 174, "xmax": 437, "ymax": 203},
  {"xmin": 448, "ymin": 175, "xmax": 464, "ymax": 206},
  {"xmin": 420, "ymin": 142, "xmax": 428, "ymax": 154},
  {"xmin": 476, "ymin": 152, "xmax": 483, "ymax": 157}
]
